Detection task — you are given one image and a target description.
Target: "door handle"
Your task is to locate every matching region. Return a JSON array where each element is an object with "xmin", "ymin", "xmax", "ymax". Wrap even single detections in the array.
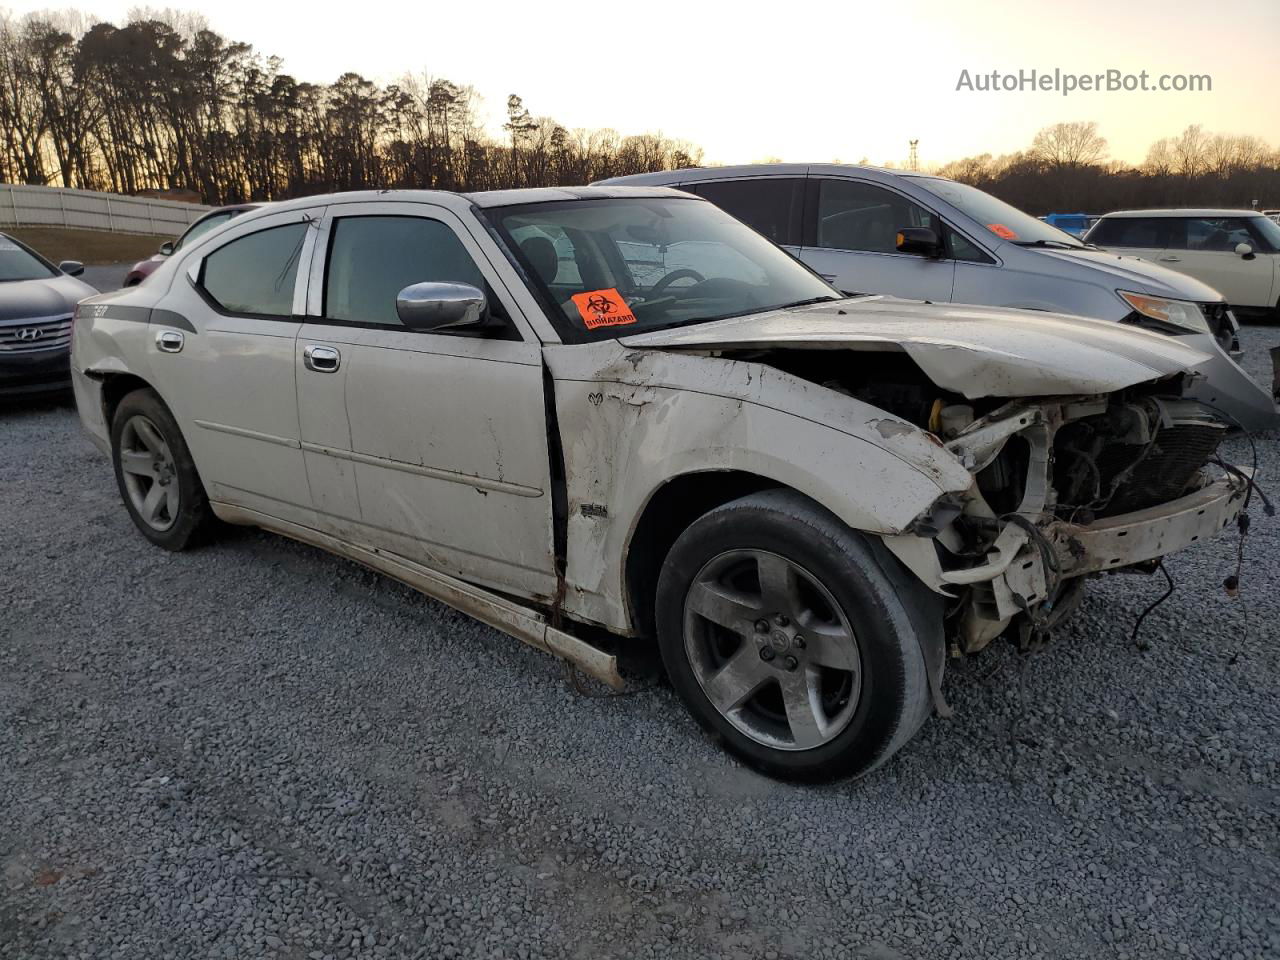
[
  {"xmin": 303, "ymin": 344, "xmax": 341, "ymax": 372},
  {"xmin": 1159, "ymin": 256, "xmax": 1181, "ymax": 262},
  {"xmin": 155, "ymin": 329, "xmax": 184, "ymax": 353}
]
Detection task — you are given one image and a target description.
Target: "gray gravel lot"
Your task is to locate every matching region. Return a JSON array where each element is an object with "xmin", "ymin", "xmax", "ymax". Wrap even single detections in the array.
[{"xmin": 3, "ymin": 330, "xmax": 1278, "ymax": 960}]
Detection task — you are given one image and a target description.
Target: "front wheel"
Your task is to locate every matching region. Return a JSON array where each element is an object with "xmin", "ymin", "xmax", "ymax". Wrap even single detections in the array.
[{"xmin": 655, "ymin": 490, "xmax": 936, "ymax": 782}]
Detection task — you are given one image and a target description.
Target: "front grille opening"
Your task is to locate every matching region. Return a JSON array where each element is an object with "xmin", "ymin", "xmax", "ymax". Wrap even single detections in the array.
[{"xmin": 1052, "ymin": 403, "xmax": 1225, "ymax": 520}]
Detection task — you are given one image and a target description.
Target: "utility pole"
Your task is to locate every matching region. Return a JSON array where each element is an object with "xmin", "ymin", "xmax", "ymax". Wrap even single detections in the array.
[{"xmin": 908, "ymin": 140, "xmax": 919, "ymax": 171}]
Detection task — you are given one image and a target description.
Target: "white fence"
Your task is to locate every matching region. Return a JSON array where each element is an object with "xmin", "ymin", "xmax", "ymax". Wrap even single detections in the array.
[{"xmin": 0, "ymin": 184, "xmax": 210, "ymax": 236}]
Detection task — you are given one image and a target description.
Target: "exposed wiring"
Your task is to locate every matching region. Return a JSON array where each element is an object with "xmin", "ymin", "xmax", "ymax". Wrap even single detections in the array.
[
  {"xmin": 1210, "ymin": 459, "xmax": 1275, "ymax": 517},
  {"xmin": 1130, "ymin": 560, "xmax": 1175, "ymax": 651},
  {"xmin": 1001, "ymin": 512, "xmax": 1064, "ymax": 616},
  {"xmin": 1194, "ymin": 401, "xmax": 1267, "ymax": 508}
]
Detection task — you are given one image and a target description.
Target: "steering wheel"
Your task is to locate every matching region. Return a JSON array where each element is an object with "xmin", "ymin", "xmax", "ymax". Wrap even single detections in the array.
[{"xmin": 647, "ymin": 268, "xmax": 706, "ymax": 299}]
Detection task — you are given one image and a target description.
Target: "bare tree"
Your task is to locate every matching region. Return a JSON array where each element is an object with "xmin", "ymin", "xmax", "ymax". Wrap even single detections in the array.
[{"xmin": 1029, "ymin": 121, "xmax": 1108, "ymax": 169}]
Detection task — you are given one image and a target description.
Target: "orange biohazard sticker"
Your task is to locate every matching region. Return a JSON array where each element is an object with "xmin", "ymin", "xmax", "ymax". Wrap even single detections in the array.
[
  {"xmin": 987, "ymin": 223, "xmax": 1018, "ymax": 240},
  {"xmin": 571, "ymin": 288, "xmax": 637, "ymax": 330}
]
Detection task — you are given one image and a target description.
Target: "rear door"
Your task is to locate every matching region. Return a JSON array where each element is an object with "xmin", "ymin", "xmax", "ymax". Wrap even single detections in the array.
[
  {"xmin": 150, "ymin": 207, "xmax": 322, "ymax": 527},
  {"xmin": 297, "ymin": 200, "xmax": 557, "ymax": 600},
  {"xmin": 798, "ymin": 177, "xmax": 955, "ymax": 300}
]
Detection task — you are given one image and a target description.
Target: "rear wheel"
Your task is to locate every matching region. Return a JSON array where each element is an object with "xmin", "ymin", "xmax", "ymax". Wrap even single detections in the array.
[
  {"xmin": 110, "ymin": 388, "xmax": 212, "ymax": 550},
  {"xmin": 655, "ymin": 489, "xmax": 934, "ymax": 782}
]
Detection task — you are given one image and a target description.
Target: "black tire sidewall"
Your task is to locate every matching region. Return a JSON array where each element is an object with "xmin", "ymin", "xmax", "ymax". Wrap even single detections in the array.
[
  {"xmin": 655, "ymin": 491, "xmax": 925, "ymax": 782},
  {"xmin": 110, "ymin": 388, "xmax": 209, "ymax": 551}
]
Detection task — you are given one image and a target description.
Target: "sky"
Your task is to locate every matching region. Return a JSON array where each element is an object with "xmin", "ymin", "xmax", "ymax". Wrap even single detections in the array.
[{"xmin": 7, "ymin": 0, "xmax": 1278, "ymax": 168}]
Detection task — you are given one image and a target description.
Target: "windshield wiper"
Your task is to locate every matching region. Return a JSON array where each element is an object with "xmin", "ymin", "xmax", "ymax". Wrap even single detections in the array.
[
  {"xmin": 777, "ymin": 295, "xmax": 842, "ymax": 309},
  {"xmin": 1011, "ymin": 239, "xmax": 1084, "ymax": 250}
]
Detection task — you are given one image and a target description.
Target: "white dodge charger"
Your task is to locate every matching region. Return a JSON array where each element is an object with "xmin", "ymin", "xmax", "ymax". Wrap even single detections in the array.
[{"xmin": 71, "ymin": 186, "xmax": 1248, "ymax": 781}]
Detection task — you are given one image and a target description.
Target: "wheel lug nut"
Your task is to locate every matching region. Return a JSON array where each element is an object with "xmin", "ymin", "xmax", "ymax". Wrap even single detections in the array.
[
  {"xmin": 775, "ymin": 614, "xmax": 789, "ymax": 627},
  {"xmin": 794, "ymin": 636, "xmax": 805, "ymax": 649},
  {"xmin": 754, "ymin": 619, "xmax": 769, "ymax": 633},
  {"xmin": 759, "ymin": 647, "xmax": 775, "ymax": 662},
  {"xmin": 785, "ymin": 656, "xmax": 799, "ymax": 671}
]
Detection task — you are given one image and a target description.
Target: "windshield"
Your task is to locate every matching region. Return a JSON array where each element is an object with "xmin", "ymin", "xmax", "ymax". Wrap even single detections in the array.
[
  {"xmin": 0, "ymin": 235, "xmax": 58, "ymax": 282},
  {"xmin": 486, "ymin": 197, "xmax": 838, "ymax": 342},
  {"xmin": 905, "ymin": 176, "xmax": 1085, "ymax": 248}
]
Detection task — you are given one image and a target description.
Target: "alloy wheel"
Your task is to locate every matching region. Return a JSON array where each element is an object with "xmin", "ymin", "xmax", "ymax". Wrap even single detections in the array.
[
  {"xmin": 682, "ymin": 549, "xmax": 862, "ymax": 751},
  {"xmin": 118, "ymin": 415, "xmax": 180, "ymax": 532}
]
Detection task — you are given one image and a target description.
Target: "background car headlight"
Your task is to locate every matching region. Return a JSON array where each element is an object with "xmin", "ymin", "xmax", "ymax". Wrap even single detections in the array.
[{"xmin": 1118, "ymin": 291, "xmax": 1211, "ymax": 335}]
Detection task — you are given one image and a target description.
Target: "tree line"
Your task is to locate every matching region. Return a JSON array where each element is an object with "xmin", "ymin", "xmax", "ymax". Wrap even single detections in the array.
[
  {"xmin": 0, "ymin": 10, "xmax": 701, "ymax": 204},
  {"xmin": 933, "ymin": 121, "xmax": 1280, "ymax": 214},
  {"xmin": 3, "ymin": 10, "xmax": 1276, "ymax": 216}
]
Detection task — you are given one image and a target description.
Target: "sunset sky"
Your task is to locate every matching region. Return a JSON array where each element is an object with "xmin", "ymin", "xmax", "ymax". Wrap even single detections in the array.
[{"xmin": 6, "ymin": 0, "xmax": 1277, "ymax": 168}]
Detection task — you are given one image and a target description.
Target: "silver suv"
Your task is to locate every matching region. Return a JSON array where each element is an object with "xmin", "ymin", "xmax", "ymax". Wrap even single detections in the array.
[{"xmin": 599, "ymin": 164, "xmax": 1278, "ymax": 431}]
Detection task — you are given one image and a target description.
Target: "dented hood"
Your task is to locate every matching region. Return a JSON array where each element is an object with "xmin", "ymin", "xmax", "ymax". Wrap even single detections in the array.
[{"xmin": 620, "ymin": 296, "xmax": 1213, "ymax": 399}]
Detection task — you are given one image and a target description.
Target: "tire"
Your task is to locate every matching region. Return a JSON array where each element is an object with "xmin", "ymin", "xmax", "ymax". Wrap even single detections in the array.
[
  {"xmin": 655, "ymin": 489, "xmax": 936, "ymax": 783},
  {"xmin": 110, "ymin": 387, "xmax": 212, "ymax": 551}
]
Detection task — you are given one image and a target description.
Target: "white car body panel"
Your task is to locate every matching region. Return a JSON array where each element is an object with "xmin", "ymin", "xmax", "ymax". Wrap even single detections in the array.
[
  {"xmin": 1156, "ymin": 247, "xmax": 1276, "ymax": 309},
  {"xmin": 69, "ymin": 187, "xmax": 1247, "ymax": 665},
  {"xmin": 545, "ymin": 339, "xmax": 974, "ymax": 628}
]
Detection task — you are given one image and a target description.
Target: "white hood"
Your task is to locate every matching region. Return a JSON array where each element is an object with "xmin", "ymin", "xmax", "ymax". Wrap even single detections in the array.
[{"xmin": 620, "ymin": 296, "xmax": 1212, "ymax": 400}]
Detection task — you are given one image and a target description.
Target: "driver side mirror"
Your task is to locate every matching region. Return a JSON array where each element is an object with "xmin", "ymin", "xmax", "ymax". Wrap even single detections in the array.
[
  {"xmin": 57, "ymin": 260, "xmax": 84, "ymax": 277},
  {"xmin": 396, "ymin": 282, "xmax": 489, "ymax": 332},
  {"xmin": 1235, "ymin": 242, "xmax": 1255, "ymax": 260},
  {"xmin": 159, "ymin": 240, "xmax": 175, "ymax": 256},
  {"xmin": 896, "ymin": 226, "xmax": 943, "ymax": 259}
]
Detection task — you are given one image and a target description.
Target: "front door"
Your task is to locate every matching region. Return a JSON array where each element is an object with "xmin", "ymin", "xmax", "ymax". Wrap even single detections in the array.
[
  {"xmin": 798, "ymin": 177, "xmax": 955, "ymax": 301},
  {"xmin": 297, "ymin": 201, "xmax": 557, "ymax": 601},
  {"xmin": 1167, "ymin": 216, "xmax": 1276, "ymax": 309},
  {"xmin": 150, "ymin": 208, "xmax": 321, "ymax": 528}
]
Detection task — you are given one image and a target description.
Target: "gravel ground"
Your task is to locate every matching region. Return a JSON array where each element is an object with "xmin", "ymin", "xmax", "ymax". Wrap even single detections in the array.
[{"xmin": 2, "ymin": 330, "xmax": 1278, "ymax": 960}]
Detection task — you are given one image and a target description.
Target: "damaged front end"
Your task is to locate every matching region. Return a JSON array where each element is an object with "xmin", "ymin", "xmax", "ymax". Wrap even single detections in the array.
[{"xmin": 883, "ymin": 387, "xmax": 1249, "ymax": 654}]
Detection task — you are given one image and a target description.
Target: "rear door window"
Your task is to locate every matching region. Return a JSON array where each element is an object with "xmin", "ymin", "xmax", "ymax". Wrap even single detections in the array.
[
  {"xmin": 689, "ymin": 178, "xmax": 804, "ymax": 246},
  {"xmin": 200, "ymin": 223, "xmax": 307, "ymax": 317},
  {"xmin": 1087, "ymin": 217, "xmax": 1168, "ymax": 248},
  {"xmin": 813, "ymin": 179, "xmax": 939, "ymax": 254}
]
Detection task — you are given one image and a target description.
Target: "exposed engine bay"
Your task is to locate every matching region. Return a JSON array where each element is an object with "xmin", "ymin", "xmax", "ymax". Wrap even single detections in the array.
[{"xmin": 724, "ymin": 348, "xmax": 1249, "ymax": 656}]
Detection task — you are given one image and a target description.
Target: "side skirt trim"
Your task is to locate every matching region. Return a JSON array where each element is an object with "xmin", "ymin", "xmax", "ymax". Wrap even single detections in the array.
[{"xmin": 210, "ymin": 502, "xmax": 623, "ymax": 690}]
